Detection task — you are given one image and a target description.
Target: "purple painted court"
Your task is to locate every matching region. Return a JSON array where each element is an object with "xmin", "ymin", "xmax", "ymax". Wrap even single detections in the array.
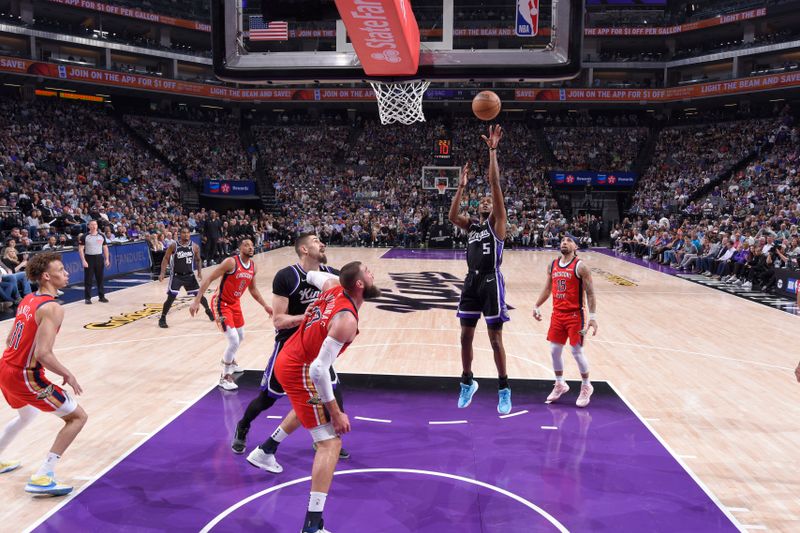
[{"xmin": 34, "ymin": 373, "xmax": 736, "ymax": 532}]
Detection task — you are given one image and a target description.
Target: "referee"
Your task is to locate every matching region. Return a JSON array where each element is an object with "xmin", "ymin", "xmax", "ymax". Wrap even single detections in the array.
[{"xmin": 79, "ymin": 220, "xmax": 110, "ymax": 304}]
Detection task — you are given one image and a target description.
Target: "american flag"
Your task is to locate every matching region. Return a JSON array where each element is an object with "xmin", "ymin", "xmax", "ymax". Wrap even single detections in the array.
[{"xmin": 248, "ymin": 16, "xmax": 289, "ymax": 41}]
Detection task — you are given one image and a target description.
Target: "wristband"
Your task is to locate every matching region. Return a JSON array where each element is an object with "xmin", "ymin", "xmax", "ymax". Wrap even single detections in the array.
[{"xmin": 589, "ymin": 313, "xmax": 597, "ymax": 321}]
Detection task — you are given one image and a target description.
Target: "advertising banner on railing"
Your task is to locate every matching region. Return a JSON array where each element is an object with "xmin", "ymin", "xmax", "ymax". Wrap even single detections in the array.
[
  {"xmin": 584, "ymin": 8, "xmax": 766, "ymax": 36},
  {"xmin": 202, "ymin": 180, "xmax": 257, "ymax": 197},
  {"xmin": 45, "ymin": 0, "xmax": 211, "ymax": 31},
  {"xmin": 3, "ymin": 55, "xmax": 799, "ymax": 103},
  {"xmin": 60, "ymin": 240, "xmax": 151, "ymax": 286},
  {"xmin": 549, "ymin": 171, "xmax": 638, "ymax": 189}
]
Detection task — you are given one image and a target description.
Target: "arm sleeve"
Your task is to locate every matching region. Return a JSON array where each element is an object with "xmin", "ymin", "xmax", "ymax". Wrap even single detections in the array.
[
  {"xmin": 308, "ymin": 336, "xmax": 344, "ymax": 404},
  {"xmin": 306, "ymin": 270, "xmax": 338, "ymax": 290}
]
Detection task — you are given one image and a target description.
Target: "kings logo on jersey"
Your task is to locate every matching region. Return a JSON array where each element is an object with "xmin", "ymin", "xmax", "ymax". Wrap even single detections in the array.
[{"xmin": 515, "ymin": 0, "xmax": 539, "ymax": 37}]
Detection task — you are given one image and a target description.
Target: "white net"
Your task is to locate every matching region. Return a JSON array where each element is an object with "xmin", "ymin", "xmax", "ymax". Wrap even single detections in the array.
[{"xmin": 369, "ymin": 80, "xmax": 431, "ymax": 125}]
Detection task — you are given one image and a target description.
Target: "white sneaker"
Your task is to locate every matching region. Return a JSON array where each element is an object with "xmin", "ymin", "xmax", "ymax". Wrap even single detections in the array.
[
  {"xmin": 247, "ymin": 447, "xmax": 283, "ymax": 473},
  {"xmin": 218, "ymin": 374, "xmax": 238, "ymax": 390},
  {"xmin": 545, "ymin": 381, "xmax": 570, "ymax": 404},
  {"xmin": 743, "ymin": 281, "xmax": 752, "ymax": 289},
  {"xmin": 576, "ymin": 383, "xmax": 594, "ymax": 408},
  {"xmin": 232, "ymin": 363, "xmax": 244, "ymax": 374}
]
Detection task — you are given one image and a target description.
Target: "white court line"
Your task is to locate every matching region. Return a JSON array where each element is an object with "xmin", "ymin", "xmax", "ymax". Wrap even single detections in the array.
[
  {"xmin": 540, "ymin": 426, "xmax": 558, "ymax": 430},
  {"xmin": 199, "ymin": 468, "xmax": 569, "ymax": 533},
  {"xmin": 354, "ymin": 416, "xmax": 392, "ymax": 424},
  {"xmin": 265, "ymin": 415, "xmax": 284, "ymax": 420},
  {"xmin": 499, "ymin": 410, "xmax": 528, "ymax": 419},
  {"xmin": 72, "ymin": 476, "xmax": 94, "ymax": 481},
  {"xmin": 608, "ymin": 380, "xmax": 742, "ymax": 530},
  {"xmin": 357, "ymin": 328, "xmax": 795, "ymax": 372},
  {"xmin": 23, "ymin": 384, "xmax": 217, "ymax": 533},
  {"xmin": 428, "ymin": 420, "xmax": 468, "ymax": 425},
  {"xmin": 727, "ymin": 507, "xmax": 751, "ymax": 513}
]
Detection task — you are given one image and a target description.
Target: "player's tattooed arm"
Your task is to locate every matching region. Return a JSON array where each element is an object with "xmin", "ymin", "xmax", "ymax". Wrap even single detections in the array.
[
  {"xmin": 532, "ymin": 262, "xmax": 553, "ymax": 321},
  {"xmin": 482, "ymin": 125, "xmax": 507, "ymax": 240},
  {"xmin": 448, "ymin": 162, "xmax": 472, "ymax": 231},
  {"xmin": 578, "ymin": 262, "xmax": 598, "ymax": 336}
]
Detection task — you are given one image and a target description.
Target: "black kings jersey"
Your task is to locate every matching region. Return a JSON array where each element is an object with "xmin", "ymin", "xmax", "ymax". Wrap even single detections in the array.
[
  {"xmin": 170, "ymin": 242, "xmax": 195, "ymax": 275},
  {"xmin": 272, "ymin": 263, "xmax": 340, "ymax": 342},
  {"xmin": 466, "ymin": 221, "xmax": 504, "ymax": 273}
]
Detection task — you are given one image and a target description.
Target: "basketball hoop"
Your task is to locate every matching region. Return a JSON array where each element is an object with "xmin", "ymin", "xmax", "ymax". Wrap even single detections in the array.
[
  {"xmin": 369, "ymin": 80, "xmax": 431, "ymax": 126},
  {"xmin": 436, "ymin": 181, "xmax": 448, "ymax": 196}
]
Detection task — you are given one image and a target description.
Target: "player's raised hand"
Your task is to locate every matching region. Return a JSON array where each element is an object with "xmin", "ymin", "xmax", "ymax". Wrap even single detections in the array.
[
  {"xmin": 332, "ymin": 412, "xmax": 351, "ymax": 435},
  {"xmin": 63, "ymin": 373, "xmax": 83, "ymax": 396},
  {"xmin": 459, "ymin": 162, "xmax": 470, "ymax": 188},
  {"xmin": 481, "ymin": 125, "xmax": 503, "ymax": 149}
]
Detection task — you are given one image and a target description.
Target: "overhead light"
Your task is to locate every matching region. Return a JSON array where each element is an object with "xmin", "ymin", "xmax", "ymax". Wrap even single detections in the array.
[
  {"xmin": 724, "ymin": 103, "xmax": 737, "ymax": 107},
  {"xmin": 3, "ymin": 83, "xmax": 21, "ymax": 87},
  {"xmin": 95, "ymin": 93, "xmax": 111, "ymax": 97},
  {"xmin": 45, "ymin": 87, "xmax": 76, "ymax": 92},
  {"xmin": 646, "ymin": 109, "xmax": 655, "ymax": 113},
  {"xmin": 684, "ymin": 107, "xmax": 696, "ymax": 111},
  {"xmin": 769, "ymin": 98, "xmax": 785, "ymax": 102},
  {"xmin": 200, "ymin": 104, "xmax": 224, "ymax": 109}
]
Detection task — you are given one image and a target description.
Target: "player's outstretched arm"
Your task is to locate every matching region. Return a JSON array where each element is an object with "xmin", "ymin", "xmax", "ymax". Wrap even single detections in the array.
[
  {"xmin": 533, "ymin": 263, "xmax": 553, "ymax": 321},
  {"xmin": 190, "ymin": 257, "xmax": 235, "ymax": 316},
  {"xmin": 159, "ymin": 243, "xmax": 176, "ymax": 282},
  {"xmin": 578, "ymin": 262, "xmax": 598, "ymax": 336},
  {"xmin": 310, "ymin": 312, "xmax": 357, "ymax": 435},
  {"xmin": 306, "ymin": 271, "xmax": 340, "ymax": 292},
  {"xmin": 448, "ymin": 162, "xmax": 472, "ymax": 231},
  {"xmin": 482, "ymin": 125, "xmax": 507, "ymax": 240},
  {"xmin": 34, "ymin": 303, "xmax": 82, "ymax": 395}
]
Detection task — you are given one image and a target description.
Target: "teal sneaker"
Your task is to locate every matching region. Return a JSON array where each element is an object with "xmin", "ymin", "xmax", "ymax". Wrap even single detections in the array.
[
  {"xmin": 457, "ymin": 380, "xmax": 479, "ymax": 408},
  {"xmin": 497, "ymin": 388, "xmax": 512, "ymax": 415}
]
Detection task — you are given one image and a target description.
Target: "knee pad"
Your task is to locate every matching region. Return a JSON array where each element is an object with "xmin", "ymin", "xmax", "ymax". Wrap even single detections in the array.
[
  {"xmin": 571, "ymin": 345, "xmax": 589, "ymax": 374},
  {"xmin": 550, "ymin": 342, "xmax": 565, "ymax": 372}
]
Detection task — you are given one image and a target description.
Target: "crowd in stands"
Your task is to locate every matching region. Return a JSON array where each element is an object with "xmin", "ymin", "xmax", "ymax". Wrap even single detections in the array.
[
  {"xmin": 546, "ymin": 126, "xmax": 647, "ymax": 171},
  {"xmin": 616, "ymin": 111, "xmax": 798, "ymax": 294},
  {"xmin": 125, "ymin": 115, "xmax": 256, "ymax": 184},
  {"xmin": 630, "ymin": 117, "xmax": 780, "ymax": 217}
]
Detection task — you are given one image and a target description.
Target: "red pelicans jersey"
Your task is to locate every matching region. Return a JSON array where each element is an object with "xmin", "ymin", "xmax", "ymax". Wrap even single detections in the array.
[
  {"xmin": 551, "ymin": 257, "xmax": 584, "ymax": 314},
  {"xmin": 280, "ymin": 286, "xmax": 358, "ymax": 367},
  {"xmin": 217, "ymin": 256, "xmax": 254, "ymax": 305},
  {"xmin": 1, "ymin": 293, "xmax": 58, "ymax": 369}
]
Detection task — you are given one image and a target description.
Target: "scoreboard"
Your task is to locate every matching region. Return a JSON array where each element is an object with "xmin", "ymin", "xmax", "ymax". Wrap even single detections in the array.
[{"xmin": 433, "ymin": 139, "xmax": 452, "ymax": 163}]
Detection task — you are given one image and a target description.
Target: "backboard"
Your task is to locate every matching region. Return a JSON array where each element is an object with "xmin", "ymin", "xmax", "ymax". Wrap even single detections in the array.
[{"xmin": 211, "ymin": 0, "xmax": 583, "ymax": 84}]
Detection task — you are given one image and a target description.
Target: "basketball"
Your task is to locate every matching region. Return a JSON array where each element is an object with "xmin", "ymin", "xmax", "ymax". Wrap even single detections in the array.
[{"xmin": 472, "ymin": 91, "xmax": 502, "ymax": 121}]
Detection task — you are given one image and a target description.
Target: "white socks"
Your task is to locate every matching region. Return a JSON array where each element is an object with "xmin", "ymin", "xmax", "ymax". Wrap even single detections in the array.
[
  {"xmin": 308, "ymin": 491, "xmax": 327, "ymax": 513},
  {"xmin": 271, "ymin": 426, "xmax": 289, "ymax": 444},
  {"xmin": 36, "ymin": 452, "xmax": 60, "ymax": 477}
]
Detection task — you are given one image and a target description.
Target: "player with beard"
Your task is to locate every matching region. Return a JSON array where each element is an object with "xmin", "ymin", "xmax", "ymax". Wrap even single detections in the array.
[
  {"xmin": 189, "ymin": 238, "xmax": 273, "ymax": 390},
  {"xmin": 273, "ymin": 261, "xmax": 381, "ymax": 533},
  {"xmin": 533, "ymin": 236, "xmax": 599, "ymax": 407},
  {"xmin": 232, "ymin": 234, "xmax": 351, "ymax": 467},
  {"xmin": 448, "ymin": 125, "xmax": 512, "ymax": 414}
]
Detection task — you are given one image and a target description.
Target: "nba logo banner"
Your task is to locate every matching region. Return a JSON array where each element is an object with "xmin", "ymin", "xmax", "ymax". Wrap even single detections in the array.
[{"xmin": 516, "ymin": 0, "xmax": 539, "ymax": 37}]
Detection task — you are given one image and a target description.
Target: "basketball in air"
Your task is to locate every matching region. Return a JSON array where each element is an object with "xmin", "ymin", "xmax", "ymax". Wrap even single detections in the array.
[{"xmin": 472, "ymin": 91, "xmax": 502, "ymax": 121}]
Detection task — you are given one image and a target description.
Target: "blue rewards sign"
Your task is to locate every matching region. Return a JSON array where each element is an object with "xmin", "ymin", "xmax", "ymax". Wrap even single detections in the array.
[{"xmin": 549, "ymin": 171, "xmax": 638, "ymax": 189}]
